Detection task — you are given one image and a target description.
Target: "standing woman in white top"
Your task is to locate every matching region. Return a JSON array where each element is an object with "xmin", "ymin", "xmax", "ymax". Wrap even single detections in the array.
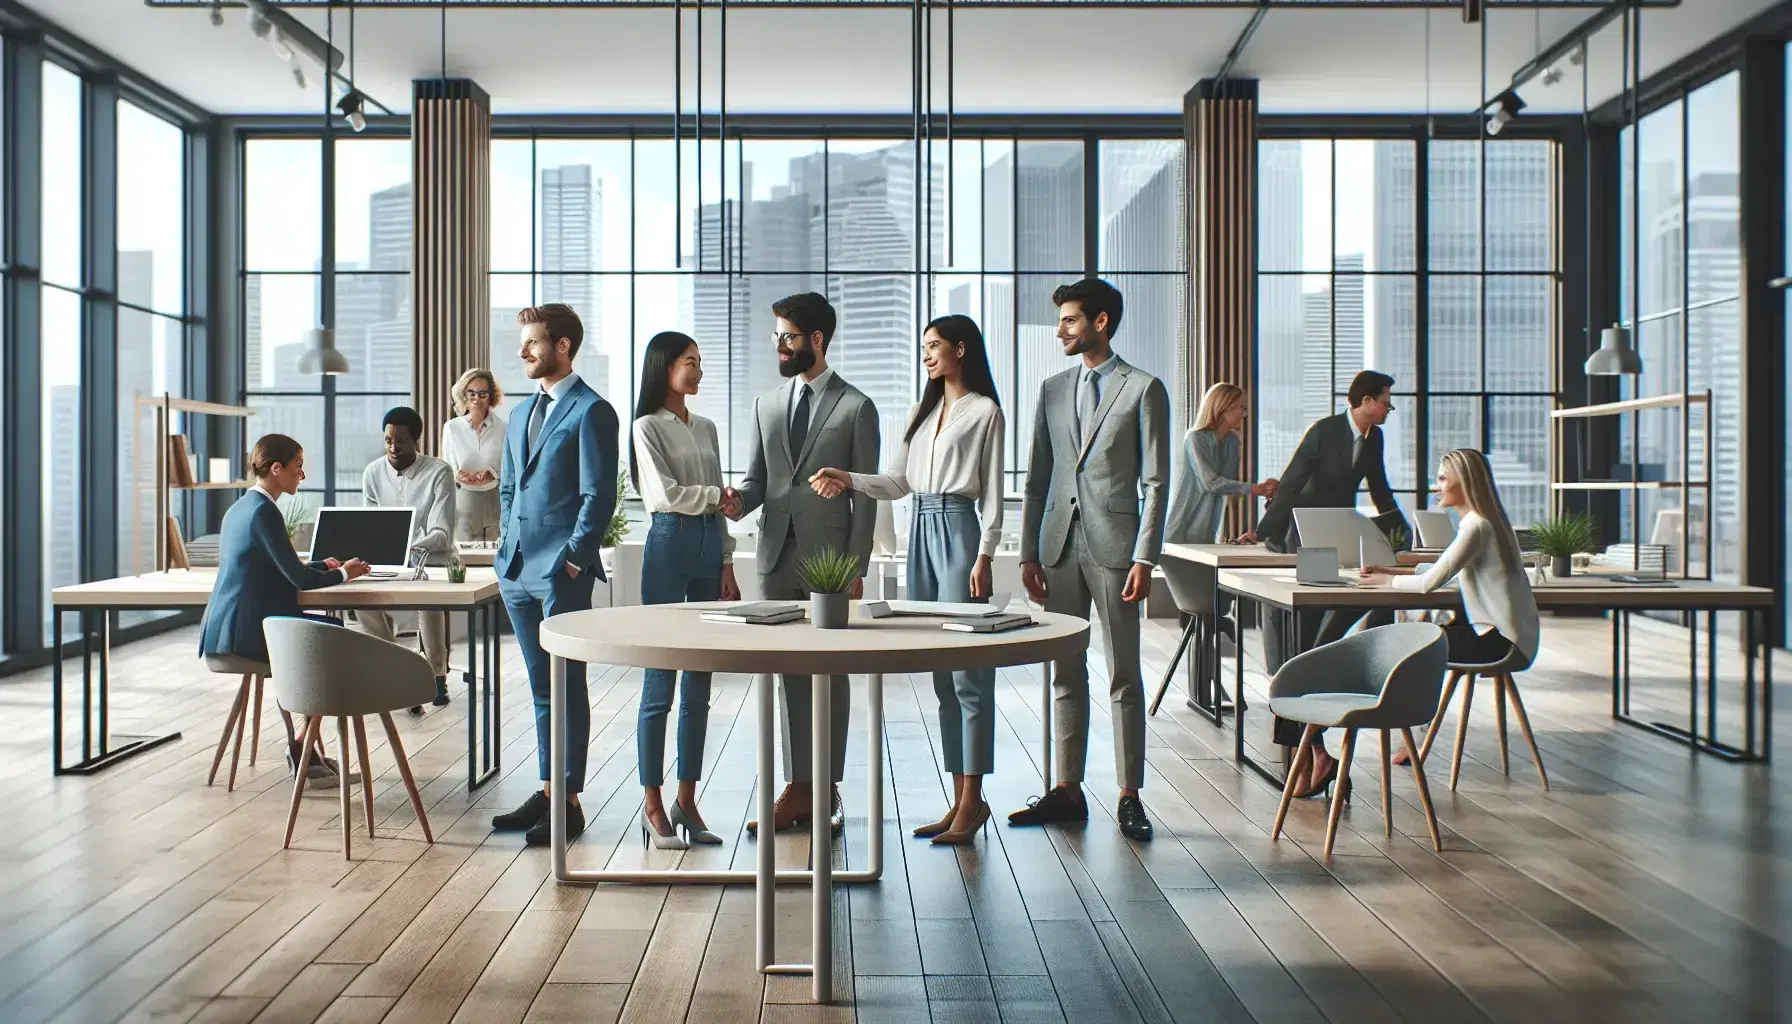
[
  {"xmin": 631, "ymin": 331, "xmax": 742, "ymax": 850},
  {"xmin": 442, "ymin": 369, "xmax": 507, "ymax": 544},
  {"xmin": 811, "ymin": 314, "xmax": 1004, "ymax": 845},
  {"xmin": 1360, "ymin": 448, "xmax": 1540, "ymax": 763}
]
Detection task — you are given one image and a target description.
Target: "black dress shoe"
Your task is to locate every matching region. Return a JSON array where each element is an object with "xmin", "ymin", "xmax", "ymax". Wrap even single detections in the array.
[
  {"xmin": 1117, "ymin": 794, "xmax": 1154, "ymax": 842},
  {"xmin": 432, "ymin": 676, "xmax": 451, "ymax": 707},
  {"xmin": 1007, "ymin": 786, "xmax": 1089, "ymax": 826},
  {"xmin": 525, "ymin": 800, "xmax": 585, "ymax": 846},
  {"xmin": 492, "ymin": 791, "xmax": 551, "ymax": 831},
  {"xmin": 828, "ymin": 786, "xmax": 845, "ymax": 836}
]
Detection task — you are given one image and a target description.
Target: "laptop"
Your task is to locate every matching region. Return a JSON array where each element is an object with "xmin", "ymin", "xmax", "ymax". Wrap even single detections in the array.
[
  {"xmin": 1294, "ymin": 507, "xmax": 1395, "ymax": 569},
  {"xmin": 1414, "ymin": 510, "xmax": 1458, "ymax": 549},
  {"xmin": 309, "ymin": 507, "xmax": 417, "ymax": 574},
  {"xmin": 1293, "ymin": 546, "xmax": 1353, "ymax": 587}
]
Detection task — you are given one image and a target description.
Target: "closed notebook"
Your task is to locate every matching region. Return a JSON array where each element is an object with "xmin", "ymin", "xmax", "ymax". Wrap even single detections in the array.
[
  {"xmin": 941, "ymin": 613, "xmax": 1034, "ymax": 633},
  {"xmin": 700, "ymin": 602, "xmax": 804, "ymax": 625}
]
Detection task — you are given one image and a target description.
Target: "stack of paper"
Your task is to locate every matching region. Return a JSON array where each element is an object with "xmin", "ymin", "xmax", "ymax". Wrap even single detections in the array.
[{"xmin": 941, "ymin": 612, "xmax": 1035, "ymax": 633}]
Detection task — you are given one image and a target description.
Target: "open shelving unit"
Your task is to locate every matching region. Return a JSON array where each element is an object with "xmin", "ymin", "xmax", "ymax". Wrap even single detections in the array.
[
  {"xmin": 1550, "ymin": 390, "xmax": 1711, "ymax": 579},
  {"xmin": 133, "ymin": 394, "xmax": 256, "ymax": 573}
]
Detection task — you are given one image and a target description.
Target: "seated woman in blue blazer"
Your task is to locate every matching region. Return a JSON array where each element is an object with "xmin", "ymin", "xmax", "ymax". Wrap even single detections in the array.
[{"xmin": 199, "ymin": 433, "xmax": 370, "ymax": 780}]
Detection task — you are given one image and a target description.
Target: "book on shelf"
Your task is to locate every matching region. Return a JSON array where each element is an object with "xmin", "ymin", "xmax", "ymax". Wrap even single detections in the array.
[
  {"xmin": 700, "ymin": 602, "xmax": 805, "ymax": 625},
  {"xmin": 941, "ymin": 612, "xmax": 1034, "ymax": 633},
  {"xmin": 167, "ymin": 435, "xmax": 196, "ymax": 487}
]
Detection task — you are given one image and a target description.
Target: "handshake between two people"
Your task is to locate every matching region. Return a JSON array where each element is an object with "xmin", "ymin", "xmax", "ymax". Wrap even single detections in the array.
[{"xmin": 716, "ymin": 468, "xmax": 852, "ymax": 520}]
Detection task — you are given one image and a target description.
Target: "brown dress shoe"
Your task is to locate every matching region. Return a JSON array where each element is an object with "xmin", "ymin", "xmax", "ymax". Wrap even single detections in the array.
[{"xmin": 746, "ymin": 783, "xmax": 813, "ymax": 837}]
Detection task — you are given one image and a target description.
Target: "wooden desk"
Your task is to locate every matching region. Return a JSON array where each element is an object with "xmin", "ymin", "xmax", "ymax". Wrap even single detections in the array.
[
  {"xmin": 456, "ymin": 544, "xmax": 497, "ymax": 568},
  {"xmin": 50, "ymin": 568, "xmax": 507, "ymax": 789},
  {"xmin": 1216, "ymin": 567, "xmax": 1774, "ymax": 768},
  {"xmin": 539, "ymin": 603, "xmax": 1089, "ymax": 1004}
]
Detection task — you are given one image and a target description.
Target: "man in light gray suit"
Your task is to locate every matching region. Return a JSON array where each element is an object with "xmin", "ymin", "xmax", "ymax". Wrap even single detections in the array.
[
  {"xmin": 1008, "ymin": 278, "xmax": 1169, "ymax": 842},
  {"xmin": 727, "ymin": 292, "xmax": 880, "ymax": 836}
]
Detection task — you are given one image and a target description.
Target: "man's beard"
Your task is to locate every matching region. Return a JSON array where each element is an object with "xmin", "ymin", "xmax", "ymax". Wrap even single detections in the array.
[
  {"xmin": 779, "ymin": 347, "xmax": 817, "ymax": 378},
  {"xmin": 1062, "ymin": 334, "xmax": 1099, "ymax": 356}
]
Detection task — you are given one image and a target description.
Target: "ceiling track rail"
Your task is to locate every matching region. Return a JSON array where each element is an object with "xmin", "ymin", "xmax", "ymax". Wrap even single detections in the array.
[{"xmin": 151, "ymin": 0, "xmax": 1680, "ymax": 10}]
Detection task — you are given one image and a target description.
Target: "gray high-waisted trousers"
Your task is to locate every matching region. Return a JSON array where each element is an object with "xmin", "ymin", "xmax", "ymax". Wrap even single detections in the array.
[{"xmin": 909, "ymin": 493, "xmax": 996, "ymax": 775}]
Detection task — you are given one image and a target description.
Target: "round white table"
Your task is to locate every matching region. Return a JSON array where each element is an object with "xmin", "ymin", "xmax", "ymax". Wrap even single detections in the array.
[{"xmin": 539, "ymin": 601, "xmax": 1089, "ymax": 1003}]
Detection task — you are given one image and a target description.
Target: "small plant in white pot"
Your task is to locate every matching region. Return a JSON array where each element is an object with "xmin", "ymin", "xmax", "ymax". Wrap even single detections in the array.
[
  {"xmin": 798, "ymin": 547, "xmax": 860, "ymax": 629},
  {"xmin": 1530, "ymin": 513, "xmax": 1598, "ymax": 578}
]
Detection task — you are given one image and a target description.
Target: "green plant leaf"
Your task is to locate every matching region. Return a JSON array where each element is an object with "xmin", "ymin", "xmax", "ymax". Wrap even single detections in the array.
[
  {"xmin": 603, "ymin": 471, "xmax": 630, "ymax": 549},
  {"xmin": 796, "ymin": 546, "xmax": 860, "ymax": 594},
  {"xmin": 1529, "ymin": 512, "xmax": 1599, "ymax": 557}
]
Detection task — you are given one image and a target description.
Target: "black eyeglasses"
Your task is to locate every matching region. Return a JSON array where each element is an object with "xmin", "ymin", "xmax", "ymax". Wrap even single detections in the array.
[
  {"xmin": 773, "ymin": 332, "xmax": 806, "ymax": 347},
  {"xmin": 465, "ymin": 389, "xmax": 492, "ymax": 399}
]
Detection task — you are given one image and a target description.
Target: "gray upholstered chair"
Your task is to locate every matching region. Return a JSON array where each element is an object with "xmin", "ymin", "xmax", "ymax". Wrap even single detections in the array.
[
  {"xmin": 1267, "ymin": 621, "xmax": 1448, "ymax": 860},
  {"xmin": 1416, "ymin": 647, "xmax": 1548, "ymax": 793},
  {"xmin": 264, "ymin": 617, "xmax": 436, "ymax": 860},
  {"xmin": 1147, "ymin": 561, "xmax": 1235, "ymax": 716},
  {"xmin": 203, "ymin": 654, "xmax": 272, "ymax": 792}
]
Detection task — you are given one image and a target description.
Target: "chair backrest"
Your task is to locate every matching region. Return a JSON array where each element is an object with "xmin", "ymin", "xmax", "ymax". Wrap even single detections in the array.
[
  {"xmin": 1355, "ymin": 622, "xmax": 1450, "ymax": 726},
  {"xmin": 1159, "ymin": 560, "xmax": 1214, "ymax": 616},
  {"xmin": 263, "ymin": 616, "xmax": 436, "ymax": 718}
]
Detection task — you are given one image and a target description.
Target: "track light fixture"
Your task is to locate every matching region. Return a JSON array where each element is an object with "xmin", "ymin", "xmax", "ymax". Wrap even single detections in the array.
[
  {"xmin": 1541, "ymin": 65, "xmax": 1563, "ymax": 87},
  {"xmin": 243, "ymin": 0, "xmax": 345, "ymax": 86},
  {"xmin": 209, "ymin": 2, "xmax": 223, "ymax": 27},
  {"xmin": 1461, "ymin": 0, "xmax": 1482, "ymax": 24},
  {"xmin": 1485, "ymin": 90, "xmax": 1525, "ymax": 135},
  {"xmin": 291, "ymin": 62, "xmax": 307, "ymax": 90},
  {"xmin": 337, "ymin": 88, "xmax": 367, "ymax": 132}
]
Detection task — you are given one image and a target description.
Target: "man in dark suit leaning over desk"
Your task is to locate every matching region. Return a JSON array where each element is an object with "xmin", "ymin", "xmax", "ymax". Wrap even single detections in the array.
[{"xmin": 1248, "ymin": 369, "xmax": 1403, "ymax": 796}]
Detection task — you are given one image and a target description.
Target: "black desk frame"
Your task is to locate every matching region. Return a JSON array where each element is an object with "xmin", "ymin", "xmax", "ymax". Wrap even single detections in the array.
[{"xmin": 51, "ymin": 595, "xmax": 506, "ymax": 791}]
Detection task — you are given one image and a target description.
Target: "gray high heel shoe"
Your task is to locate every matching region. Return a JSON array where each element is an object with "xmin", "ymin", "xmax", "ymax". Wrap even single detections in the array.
[
  {"xmin": 669, "ymin": 799, "xmax": 723, "ymax": 845},
  {"xmin": 642, "ymin": 808, "xmax": 690, "ymax": 851}
]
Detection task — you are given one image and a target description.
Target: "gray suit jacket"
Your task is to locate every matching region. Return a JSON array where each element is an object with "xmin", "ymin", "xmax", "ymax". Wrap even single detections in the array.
[
  {"xmin": 738, "ymin": 374, "xmax": 881, "ymax": 577},
  {"xmin": 1020, "ymin": 357, "xmax": 1171, "ymax": 571}
]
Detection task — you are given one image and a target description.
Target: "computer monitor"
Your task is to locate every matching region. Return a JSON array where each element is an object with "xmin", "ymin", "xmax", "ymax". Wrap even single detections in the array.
[
  {"xmin": 1294, "ymin": 508, "xmax": 1395, "ymax": 569},
  {"xmin": 1414, "ymin": 510, "xmax": 1458, "ymax": 549},
  {"xmin": 309, "ymin": 507, "xmax": 416, "ymax": 571}
]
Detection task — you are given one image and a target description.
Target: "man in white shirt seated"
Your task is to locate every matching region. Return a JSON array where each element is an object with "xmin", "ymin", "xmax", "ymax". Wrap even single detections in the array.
[{"xmin": 358, "ymin": 406, "xmax": 457, "ymax": 710}]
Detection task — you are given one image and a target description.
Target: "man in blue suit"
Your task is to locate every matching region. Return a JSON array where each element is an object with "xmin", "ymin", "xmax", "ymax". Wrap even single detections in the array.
[{"xmin": 488, "ymin": 304, "xmax": 620, "ymax": 846}]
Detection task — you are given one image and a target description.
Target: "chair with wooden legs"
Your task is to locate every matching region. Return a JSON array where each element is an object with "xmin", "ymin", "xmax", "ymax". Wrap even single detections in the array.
[
  {"xmin": 202, "ymin": 654, "xmax": 274, "ymax": 792},
  {"xmin": 263, "ymin": 617, "xmax": 437, "ymax": 860},
  {"xmin": 1416, "ymin": 648, "xmax": 1547, "ymax": 792},
  {"xmin": 1266, "ymin": 622, "xmax": 1450, "ymax": 862}
]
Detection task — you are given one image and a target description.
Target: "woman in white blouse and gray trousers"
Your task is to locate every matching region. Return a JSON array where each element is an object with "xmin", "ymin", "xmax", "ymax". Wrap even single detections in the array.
[
  {"xmin": 631, "ymin": 331, "xmax": 742, "ymax": 850},
  {"xmin": 813, "ymin": 314, "xmax": 1004, "ymax": 845},
  {"xmin": 442, "ymin": 368, "xmax": 506, "ymax": 543}
]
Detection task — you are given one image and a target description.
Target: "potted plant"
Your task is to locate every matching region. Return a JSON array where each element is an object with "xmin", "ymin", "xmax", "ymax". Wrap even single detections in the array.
[
  {"xmin": 798, "ymin": 547, "xmax": 861, "ymax": 629},
  {"xmin": 604, "ymin": 471, "xmax": 631, "ymax": 549},
  {"xmin": 445, "ymin": 551, "xmax": 467, "ymax": 585},
  {"xmin": 1529, "ymin": 513, "xmax": 1598, "ymax": 578},
  {"xmin": 278, "ymin": 494, "xmax": 317, "ymax": 549}
]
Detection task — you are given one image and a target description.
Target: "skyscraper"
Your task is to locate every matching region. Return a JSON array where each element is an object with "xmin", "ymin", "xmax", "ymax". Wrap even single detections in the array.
[{"xmin": 539, "ymin": 164, "xmax": 608, "ymax": 392}]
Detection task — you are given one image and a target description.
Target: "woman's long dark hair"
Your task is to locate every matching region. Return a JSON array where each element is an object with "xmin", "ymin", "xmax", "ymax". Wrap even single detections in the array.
[
  {"xmin": 904, "ymin": 314, "xmax": 1000, "ymax": 443},
  {"xmin": 631, "ymin": 331, "xmax": 698, "ymax": 492}
]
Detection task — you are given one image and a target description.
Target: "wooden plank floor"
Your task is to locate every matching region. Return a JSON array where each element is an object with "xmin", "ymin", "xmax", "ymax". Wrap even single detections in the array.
[{"xmin": 1, "ymin": 611, "xmax": 1789, "ymax": 1023}]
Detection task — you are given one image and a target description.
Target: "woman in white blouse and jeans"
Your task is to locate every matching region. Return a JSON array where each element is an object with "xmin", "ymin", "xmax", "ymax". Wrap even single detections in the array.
[
  {"xmin": 812, "ymin": 314, "xmax": 1004, "ymax": 845},
  {"xmin": 441, "ymin": 369, "xmax": 506, "ymax": 544},
  {"xmin": 631, "ymin": 332, "xmax": 742, "ymax": 849},
  {"xmin": 1361, "ymin": 447, "xmax": 1539, "ymax": 766}
]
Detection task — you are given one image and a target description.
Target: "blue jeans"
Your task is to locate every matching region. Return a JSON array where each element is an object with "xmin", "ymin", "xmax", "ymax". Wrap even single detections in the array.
[
  {"xmin": 638, "ymin": 513, "xmax": 724, "ymax": 786},
  {"xmin": 909, "ymin": 493, "xmax": 997, "ymax": 775},
  {"xmin": 503, "ymin": 569, "xmax": 597, "ymax": 793}
]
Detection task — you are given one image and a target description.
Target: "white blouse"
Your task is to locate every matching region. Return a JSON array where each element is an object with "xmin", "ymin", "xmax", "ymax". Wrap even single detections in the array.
[
  {"xmin": 1392, "ymin": 510, "xmax": 1540, "ymax": 663},
  {"xmin": 850, "ymin": 393, "xmax": 1005, "ymax": 557},
  {"xmin": 441, "ymin": 412, "xmax": 506, "ymax": 492},
  {"xmin": 631, "ymin": 408, "xmax": 736, "ymax": 563}
]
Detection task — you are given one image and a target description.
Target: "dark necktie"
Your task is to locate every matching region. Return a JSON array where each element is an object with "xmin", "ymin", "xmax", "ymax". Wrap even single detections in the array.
[
  {"xmin": 1352, "ymin": 430, "xmax": 1365, "ymax": 466},
  {"xmin": 789, "ymin": 383, "xmax": 812, "ymax": 462},
  {"xmin": 527, "ymin": 390, "xmax": 550, "ymax": 455}
]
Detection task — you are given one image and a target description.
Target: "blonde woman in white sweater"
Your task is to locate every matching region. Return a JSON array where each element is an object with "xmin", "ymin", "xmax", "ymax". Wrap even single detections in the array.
[{"xmin": 1361, "ymin": 447, "xmax": 1539, "ymax": 764}]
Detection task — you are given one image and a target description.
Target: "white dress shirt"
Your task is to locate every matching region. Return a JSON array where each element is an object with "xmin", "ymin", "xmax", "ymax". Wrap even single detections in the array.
[
  {"xmin": 362, "ymin": 453, "xmax": 457, "ymax": 557},
  {"xmin": 1075, "ymin": 353, "xmax": 1121, "ymax": 442},
  {"xmin": 632, "ymin": 407, "xmax": 737, "ymax": 564},
  {"xmin": 1391, "ymin": 510, "xmax": 1540, "ymax": 662},
  {"xmin": 441, "ymin": 412, "xmax": 506, "ymax": 491},
  {"xmin": 850, "ymin": 393, "xmax": 1006, "ymax": 557},
  {"xmin": 789, "ymin": 368, "xmax": 835, "ymax": 427},
  {"xmin": 254, "ymin": 483, "xmax": 347, "ymax": 582}
]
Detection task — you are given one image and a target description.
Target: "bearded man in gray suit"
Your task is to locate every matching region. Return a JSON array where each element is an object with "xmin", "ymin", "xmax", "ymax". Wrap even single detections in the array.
[
  {"xmin": 1008, "ymin": 278, "xmax": 1170, "ymax": 842},
  {"xmin": 726, "ymin": 292, "xmax": 879, "ymax": 837}
]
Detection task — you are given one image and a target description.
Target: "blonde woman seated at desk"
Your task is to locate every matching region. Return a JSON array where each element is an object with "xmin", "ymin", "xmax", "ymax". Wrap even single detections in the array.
[{"xmin": 1360, "ymin": 447, "xmax": 1539, "ymax": 766}]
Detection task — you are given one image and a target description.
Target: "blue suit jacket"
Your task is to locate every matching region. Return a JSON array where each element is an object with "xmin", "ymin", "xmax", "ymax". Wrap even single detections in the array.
[
  {"xmin": 497, "ymin": 377, "xmax": 620, "ymax": 582},
  {"xmin": 198, "ymin": 490, "xmax": 342, "ymax": 664}
]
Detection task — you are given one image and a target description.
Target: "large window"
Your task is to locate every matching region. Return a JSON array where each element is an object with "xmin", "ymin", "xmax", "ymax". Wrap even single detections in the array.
[
  {"xmin": 485, "ymin": 134, "xmax": 1184, "ymax": 494},
  {"xmin": 41, "ymin": 63, "xmax": 83, "ymax": 640},
  {"xmin": 1258, "ymin": 135, "xmax": 1558, "ymax": 528},
  {"xmin": 1618, "ymin": 71, "xmax": 1740, "ymax": 581},
  {"xmin": 242, "ymin": 137, "xmax": 412, "ymax": 504}
]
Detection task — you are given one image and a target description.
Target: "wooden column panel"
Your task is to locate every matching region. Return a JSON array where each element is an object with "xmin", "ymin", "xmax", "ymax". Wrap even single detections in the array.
[
  {"xmin": 1185, "ymin": 77, "xmax": 1259, "ymax": 535},
  {"xmin": 411, "ymin": 78, "xmax": 491, "ymax": 455}
]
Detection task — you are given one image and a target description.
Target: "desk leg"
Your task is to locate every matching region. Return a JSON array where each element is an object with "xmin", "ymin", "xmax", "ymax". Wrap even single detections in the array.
[
  {"xmin": 756, "ymin": 673, "xmax": 776, "ymax": 971},
  {"xmin": 550, "ymin": 653, "xmax": 569, "ymax": 880},
  {"xmin": 53, "ymin": 605, "xmax": 181, "ymax": 777},
  {"xmin": 1228, "ymin": 597, "xmax": 1287, "ymax": 790},
  {"xmin": 811, "ymin": 672, "xmax": 834, "ymax": 1004},
  {"xmin": 466, "ymin": 603, "xmax": 500, "ymax": 792},
  {"xmin": 867, "ymin": 673, "xmax": 884, "ymax": 880},
  {"xmin": 1041, "ymin": 662, "xmax": 1053, "ymax": 789},
  {"xmin": 52, "ymin": 608, "xmax": 64, "ymax": 773},
  {"xmin": 1611, "ymin": 605, "xmax": 1764, "ymax": 763}
]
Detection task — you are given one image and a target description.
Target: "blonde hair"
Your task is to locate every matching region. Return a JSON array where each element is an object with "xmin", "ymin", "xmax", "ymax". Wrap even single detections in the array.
[
  {"xmin": 1192, "ymin": 382, "xmax": 1245, "ymax": 433},
  {"xmin": 451, "ymin": 368, "xmax": 503, "ymax": 415},
  {"xmin": 1439, "ymin": 448, "xmax": 1524, "ymax": 568}
]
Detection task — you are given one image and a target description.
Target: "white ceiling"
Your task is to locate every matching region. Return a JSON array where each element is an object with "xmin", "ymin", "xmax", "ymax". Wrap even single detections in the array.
[{"xmin": 24, "ymin": 0, "xmax": 1786, "ymax": 117}]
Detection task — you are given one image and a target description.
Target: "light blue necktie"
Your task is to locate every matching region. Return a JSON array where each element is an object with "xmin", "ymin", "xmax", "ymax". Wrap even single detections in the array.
[{"xmin": 1077, "ymin": 368, "xmax": 1100, "ymax": 443}]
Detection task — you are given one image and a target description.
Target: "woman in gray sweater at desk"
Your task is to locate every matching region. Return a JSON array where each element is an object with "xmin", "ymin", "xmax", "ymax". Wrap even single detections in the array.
[{"xmin": 1165, "ymin": 383, "xmax": 1277, "ymax": 546}]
